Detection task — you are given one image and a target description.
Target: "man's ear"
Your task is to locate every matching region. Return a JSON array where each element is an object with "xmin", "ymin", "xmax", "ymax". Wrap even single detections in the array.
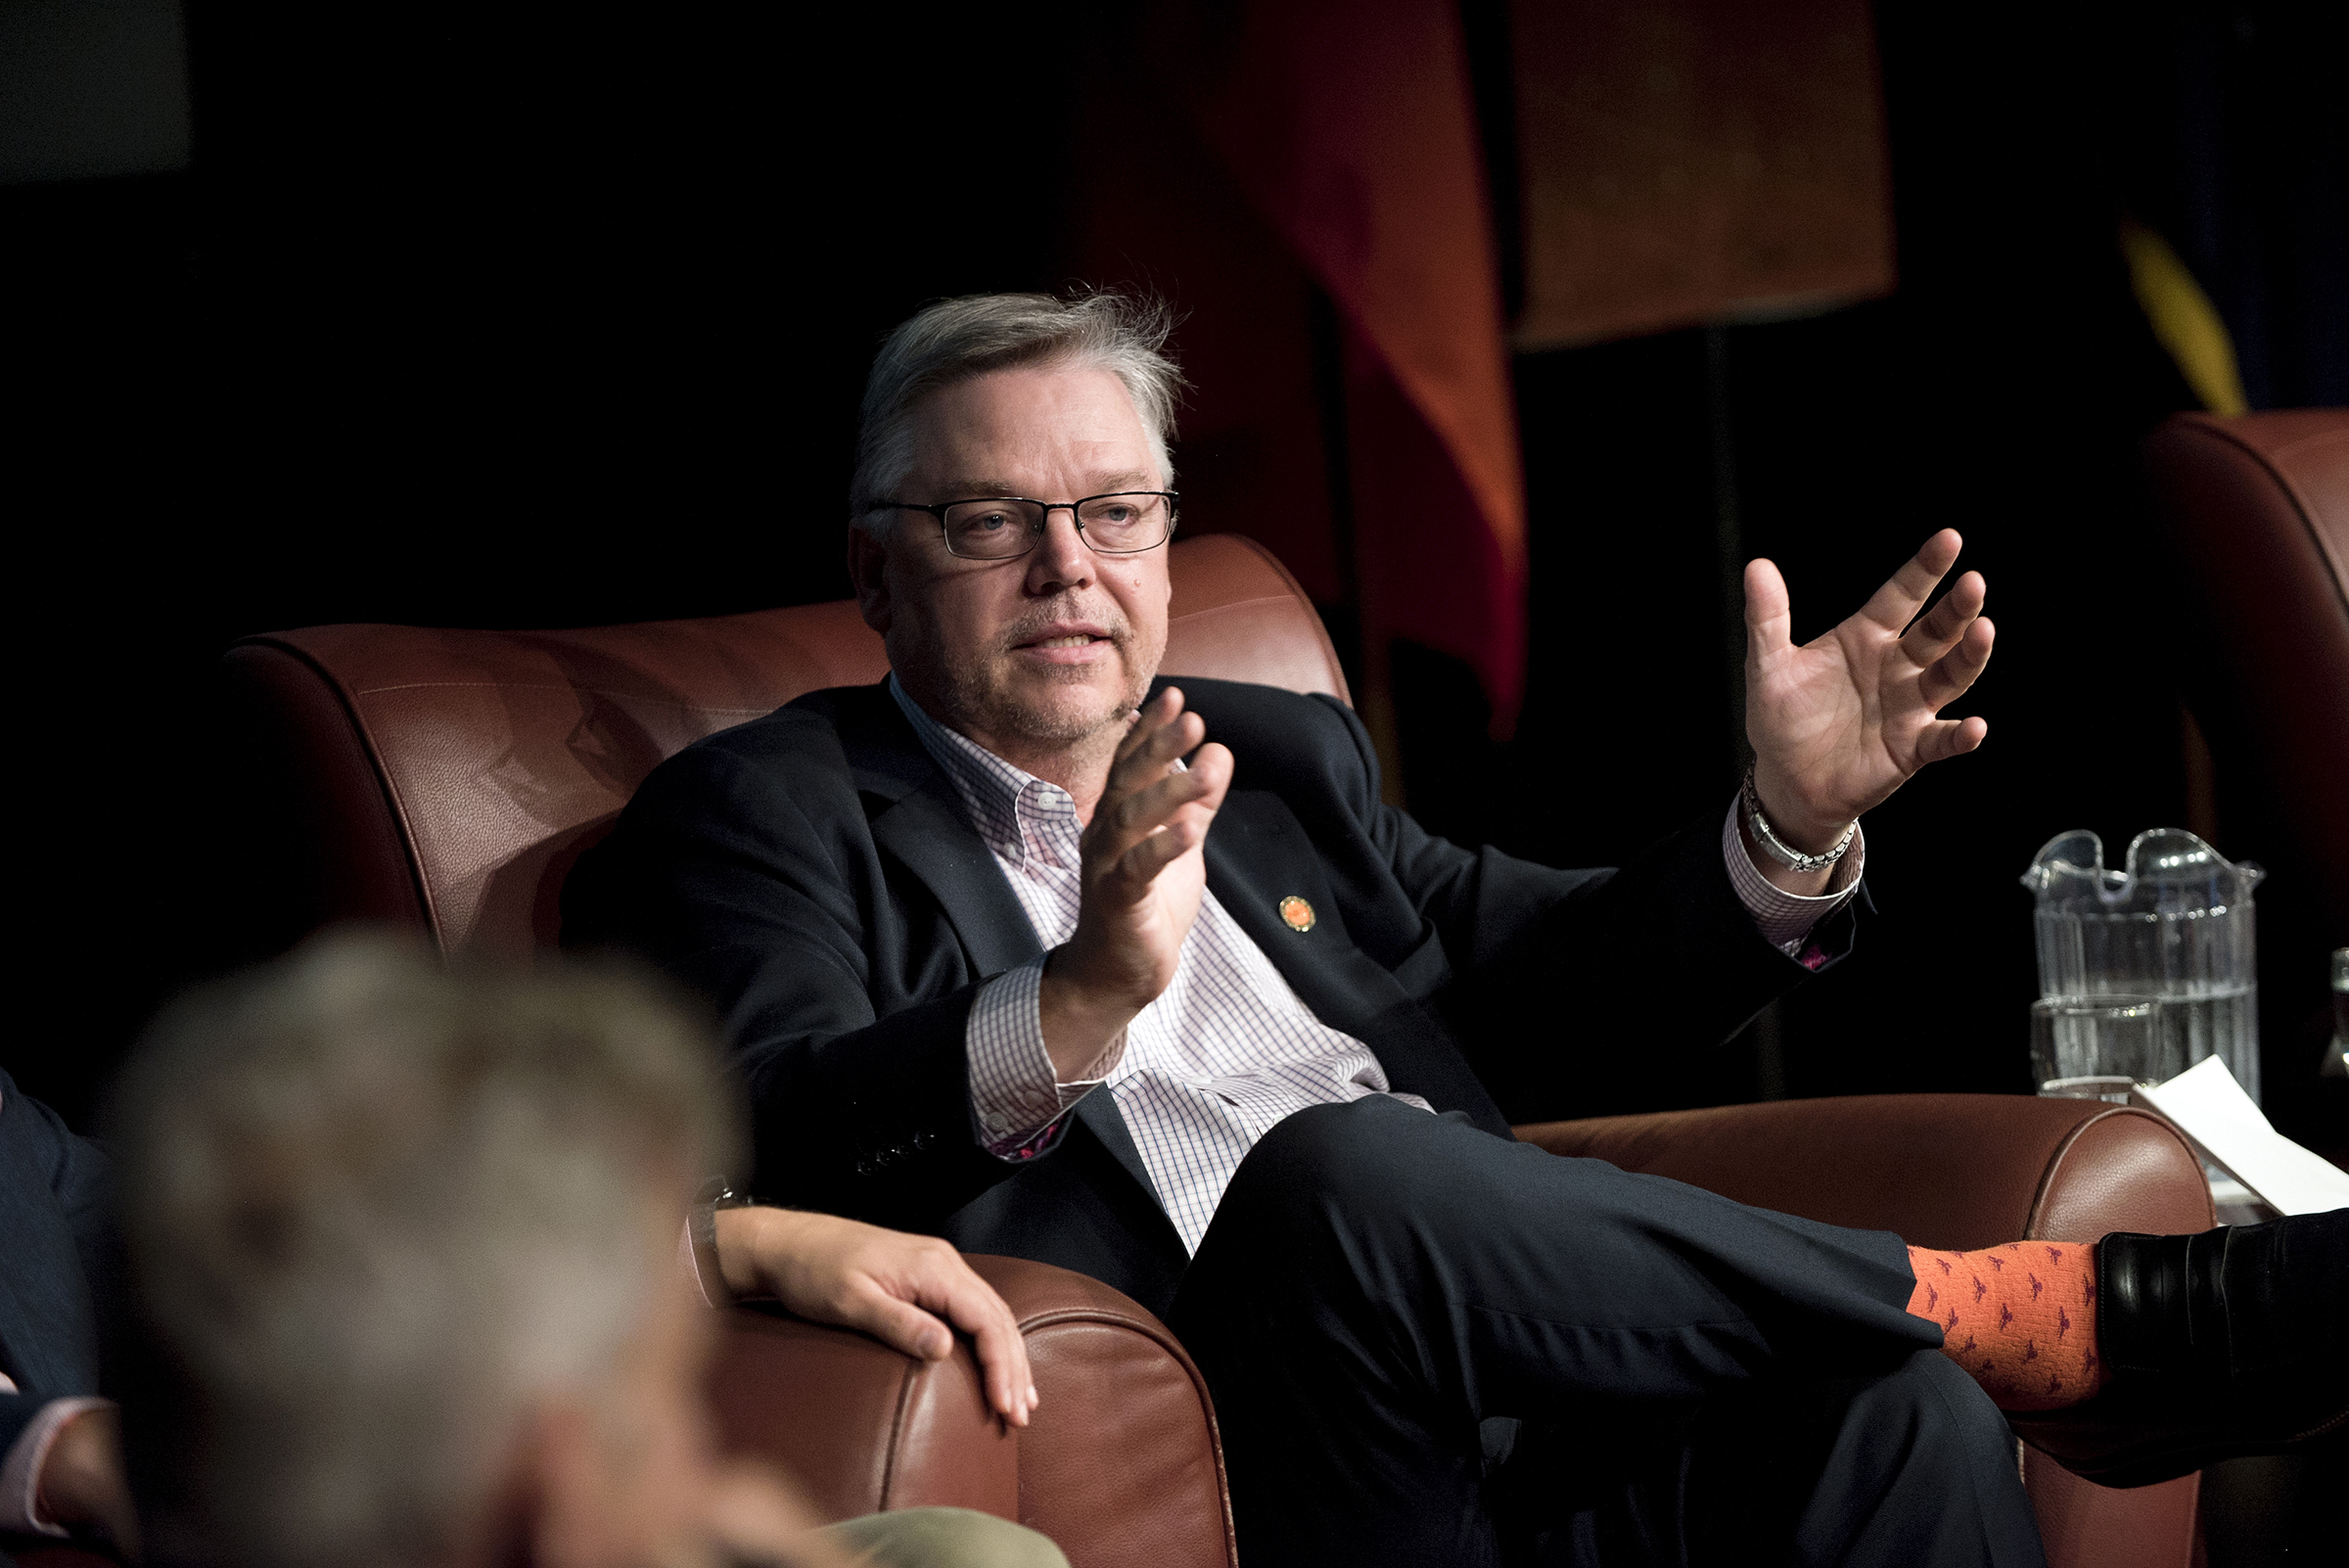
[{"xmin": 848, "ymin": 525, "xmax": 894, "ymax": 635}]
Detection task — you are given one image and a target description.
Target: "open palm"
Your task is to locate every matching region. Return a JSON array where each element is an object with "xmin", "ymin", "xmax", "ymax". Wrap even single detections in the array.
[{"xmin": 1744, "ymin": 529, "xmax": 1995, "ymax": 846}]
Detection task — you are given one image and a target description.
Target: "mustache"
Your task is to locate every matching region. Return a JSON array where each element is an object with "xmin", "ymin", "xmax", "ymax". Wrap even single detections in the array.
[{"xmin": 994, "ymin": 598, "xmax": 1131, "ymax": 649}]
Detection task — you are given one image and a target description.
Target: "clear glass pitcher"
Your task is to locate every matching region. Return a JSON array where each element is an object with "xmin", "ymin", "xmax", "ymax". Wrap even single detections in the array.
[{"xmin": 2020, "ymin": 828, "xmax": 2264, "ymax": 1104}]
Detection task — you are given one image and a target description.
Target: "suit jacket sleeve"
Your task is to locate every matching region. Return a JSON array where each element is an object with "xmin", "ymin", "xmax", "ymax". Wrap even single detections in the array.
[
  {"xmin": 0, "ymin": 1074, "xmax": 113, "ymax": 1454},
  {"xmin": 1302, "ymin": 693, "xmax": 1858, "ymax": 1120},
  {"xmin": 0, "ymin": 1393, "xmax": 37, "ymax": 1468},
  {"xmin": 561, "ymin": 715, "xmax": 1038, "ymax": 1230}
]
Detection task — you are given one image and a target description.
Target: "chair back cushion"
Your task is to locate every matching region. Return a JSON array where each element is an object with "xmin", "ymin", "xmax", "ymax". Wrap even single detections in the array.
[
  {"xmin": 2143, "ymin": 409, "xmax": 2349, "ymax": 928},
  {"xmin": 221, "ymin": 532, "xmax": 1347, "ymax": 956}
]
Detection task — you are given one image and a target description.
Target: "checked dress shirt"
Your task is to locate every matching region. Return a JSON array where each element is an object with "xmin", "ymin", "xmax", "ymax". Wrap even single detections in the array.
[{"xmin": 890, "ymin": 677, "xmax": 1862, "ymax": 1256}]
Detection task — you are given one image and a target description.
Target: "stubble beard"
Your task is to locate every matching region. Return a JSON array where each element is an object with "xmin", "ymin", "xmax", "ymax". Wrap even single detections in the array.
[
  {"xmin": 912, "ymin": 596, "xmax": 1165, "ymax": 768},
  {"xmin": 955, "ymin": 625, "xmax": 1152, "ymax": 752}
]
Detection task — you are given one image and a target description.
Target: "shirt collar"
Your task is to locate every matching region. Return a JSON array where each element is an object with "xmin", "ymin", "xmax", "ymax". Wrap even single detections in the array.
[{"xmin": 888, "ymin": 673, "xmax": 1074, "ymax": 863}]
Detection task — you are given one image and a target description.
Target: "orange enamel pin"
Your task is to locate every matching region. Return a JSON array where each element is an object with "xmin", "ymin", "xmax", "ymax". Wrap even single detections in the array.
[{"xmin": 1279, "ymin": 896, "xmax": 1316, "ymax": 933}]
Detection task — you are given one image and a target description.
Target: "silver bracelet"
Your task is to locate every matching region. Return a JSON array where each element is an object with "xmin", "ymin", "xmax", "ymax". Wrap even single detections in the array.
[
  {"xmin": 689, "ymin": 1177, "xmax": 752, "ymax": 1305},
  {"xmin": 1740, "ymin": 762, "xmax": 1858, "ymax": 874}
]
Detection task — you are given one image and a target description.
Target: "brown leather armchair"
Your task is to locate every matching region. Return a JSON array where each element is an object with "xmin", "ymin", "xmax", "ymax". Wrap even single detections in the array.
[
  {"xmin": 2144, "ymin": 409, "xmax": 2349, "ymax": 925},
  {"xmin": 2143, "ymin": 410, "xmax": 2349, "ymax": 1130},
  {"xmin": 209, "ymin": 533, "xmax": 2210, "ymax": 1568}
]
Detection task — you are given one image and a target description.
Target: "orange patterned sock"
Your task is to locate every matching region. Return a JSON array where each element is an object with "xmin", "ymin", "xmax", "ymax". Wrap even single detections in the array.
[{"xmin": 1906, "ymin": 1241, "xmax": 2107, "ymax": 1410}]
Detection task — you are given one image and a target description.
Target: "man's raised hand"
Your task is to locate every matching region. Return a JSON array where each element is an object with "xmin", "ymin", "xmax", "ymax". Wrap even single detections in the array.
[
  {"xmin": 1040, "ymin": 686, "xmax": 1233, "ymax": 1082},
  {"xmin": 1743, "ymin": 529, "xmax": 1995, "ymax": 854}
]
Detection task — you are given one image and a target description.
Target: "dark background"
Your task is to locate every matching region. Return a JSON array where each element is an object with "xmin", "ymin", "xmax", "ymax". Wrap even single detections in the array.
[{"xmin": 6, "ymin": 0, "xmax": 2344, "ymax": 1156}]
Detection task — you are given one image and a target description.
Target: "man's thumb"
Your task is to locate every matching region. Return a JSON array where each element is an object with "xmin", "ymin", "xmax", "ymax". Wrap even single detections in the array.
[{"xmin": 1744, "ymin": 558, "xmax": 1792, "ymax": 655}]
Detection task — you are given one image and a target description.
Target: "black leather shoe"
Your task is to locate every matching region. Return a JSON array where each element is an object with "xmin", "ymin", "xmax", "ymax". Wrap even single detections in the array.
[{"xmin": 2013, "ymin": 1210, "xmax": 2349, "ymax": 1487}]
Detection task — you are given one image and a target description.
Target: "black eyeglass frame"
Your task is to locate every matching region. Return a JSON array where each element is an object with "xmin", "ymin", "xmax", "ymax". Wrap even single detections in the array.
[{"xmin": 875, "ymin": 490, "xmax": 1181, "ymax": 560}]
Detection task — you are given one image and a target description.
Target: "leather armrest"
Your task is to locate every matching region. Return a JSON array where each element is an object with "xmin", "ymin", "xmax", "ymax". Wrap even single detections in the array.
[
  {"xmin": 966, "ymin": 1256, "xmax": 1237, "ymax": 1568},
  {"xmin": 706, "ymin": 1303, "xmax": 1018, "ymax": 1525},
  {"xmin": 1514, "ymin": 1093, "xmax": 2213, "ymax": 1248},
  {"xmin": 705, "ymin": 1255, "xmax": 1237, "ymax": 1568}
]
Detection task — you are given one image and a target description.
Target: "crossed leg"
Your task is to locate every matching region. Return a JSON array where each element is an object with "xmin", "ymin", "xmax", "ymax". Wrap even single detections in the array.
[{"xmin": 1169, "ymin": 1097, "xmax": 2043, "ymax": 1568}]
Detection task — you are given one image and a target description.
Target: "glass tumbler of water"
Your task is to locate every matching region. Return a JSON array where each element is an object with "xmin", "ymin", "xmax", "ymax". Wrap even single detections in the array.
[{"xmin": 2031, "ymin": 995, "xmax": 2171, "ymax": 1101}]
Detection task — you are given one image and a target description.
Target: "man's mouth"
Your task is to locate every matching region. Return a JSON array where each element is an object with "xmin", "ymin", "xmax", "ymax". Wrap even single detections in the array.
[{"xmin": 1012, "ymin": 620, "xmax": 1116, "ymax": 653}]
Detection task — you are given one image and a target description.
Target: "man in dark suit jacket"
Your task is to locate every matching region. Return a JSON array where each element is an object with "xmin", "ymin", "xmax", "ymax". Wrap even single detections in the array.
[
  {"xmin": 568, "ymin": 674, "xmax": 1857, "ymax": 1321},
  {"xmin": 1, "ymin": 1071, "xmax": 136, "ymax": 1558},
  {"xmin": 566, "ymin": 291, "xmax": 2257, "ymax": 1567}
]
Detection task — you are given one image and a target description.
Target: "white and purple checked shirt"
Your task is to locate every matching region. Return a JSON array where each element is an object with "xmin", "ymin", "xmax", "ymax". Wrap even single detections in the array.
[{"xmin": 889, "ymin": 677, "xmax": 1863, "ymax": 1256}]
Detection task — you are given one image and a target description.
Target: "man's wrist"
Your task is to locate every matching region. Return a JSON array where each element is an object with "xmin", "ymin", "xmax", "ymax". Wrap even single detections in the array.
[
  {"xmin": 713, "ymin": 1204, "xmax": 802, "ymax": 1302},
  {"xmin": 1037, "ymin": 950, "xmax": 1138, "ymax": 1082},
  {"xmin": 1745, "ymin": 761, "xmax": 1857, "ymax": 858}
]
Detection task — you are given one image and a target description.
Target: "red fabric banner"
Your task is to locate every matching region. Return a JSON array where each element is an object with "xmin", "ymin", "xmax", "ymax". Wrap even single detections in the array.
[{"xmin": 1166, "ymin": 0, "xmax": 1528, "ymax": 733}]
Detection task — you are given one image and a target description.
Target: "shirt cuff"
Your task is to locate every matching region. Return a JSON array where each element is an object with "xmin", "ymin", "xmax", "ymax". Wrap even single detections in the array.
[
  {"xmin": 1721, "ymin": 794, "xmax": 1865, "ymax": 960},
  {"xmin": 967, "ymin": 957, "xmax": 1121, "ymax": 1159},
  {"xmin": 1, "ymin": 1396, "xmax": 113, "ymax": 1537}
]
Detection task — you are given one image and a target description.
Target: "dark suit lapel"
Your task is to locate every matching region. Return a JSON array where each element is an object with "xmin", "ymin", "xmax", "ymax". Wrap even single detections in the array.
[
  {"xmin": 1205, "ymin": 790, "xmax": 1395, "ymax": 1026},
  {"xmin": 833, "ymin": 687, "xmax": 1164, "ymax": 1202},
  {"xmin": 1071, "ymin": 1091, "xmax": 1161, "ymax": 1211},
  {"xmin": 868, "ymin": 770, "xmax": 1046, "ymax": 978},
  {"xmin": 837, "ymin": 687, "xmax": 1045, "ymax": 980},
  {"xmin": 1206, "ymin": 792, "xmax": 1508, "ymax": 1130}
]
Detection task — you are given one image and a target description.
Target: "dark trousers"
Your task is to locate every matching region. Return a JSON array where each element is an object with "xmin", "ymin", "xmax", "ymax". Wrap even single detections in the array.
[{"xmin": 1167, "ymin": 1097, "xmax": 2046, "ymax": 1568}]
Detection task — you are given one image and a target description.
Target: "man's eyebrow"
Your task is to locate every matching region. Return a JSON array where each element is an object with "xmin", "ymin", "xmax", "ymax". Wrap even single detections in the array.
[
  {"xmin": 923, "ymin": 473, "xmax": 1162, "ymax": 500},
  {"xmin": 926, "ymin": 481, "xmax": 1024, "ymax": 499}
]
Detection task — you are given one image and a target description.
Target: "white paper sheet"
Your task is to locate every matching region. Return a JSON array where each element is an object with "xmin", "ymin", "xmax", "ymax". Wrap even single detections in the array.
[{"xmin": 2134, "ymin": 1056, "xmax": 2349, "ymax": 1217}]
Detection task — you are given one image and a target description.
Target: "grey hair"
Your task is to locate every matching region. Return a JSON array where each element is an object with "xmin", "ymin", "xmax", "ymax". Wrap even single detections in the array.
[
  {"xmin": 109, "ymin": 933, "xmax": 739, "ymax": 1568},
  {"xmin": 850, "ymin": 289, "xmax": 1186, "ymax": 529}
]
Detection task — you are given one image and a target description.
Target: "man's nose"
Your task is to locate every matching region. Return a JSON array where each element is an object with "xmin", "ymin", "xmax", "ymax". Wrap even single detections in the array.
[{"xmin": 1023, "ymin": 506, "xmax": 1097, "ymax": 593}]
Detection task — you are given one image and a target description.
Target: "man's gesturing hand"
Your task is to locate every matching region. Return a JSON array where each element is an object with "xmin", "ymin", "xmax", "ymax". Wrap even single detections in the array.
[
  {"xmin": 715, "ymin": 1208, "xmax": 1037, "ymax": 1426},
  {"xmin": 1040, "ymin": 686, "xmax": 1234, "ymax": 1081},
  {"xmin": 1744, "ymin": 529, "xmax": 1995, "ymax": 855}
]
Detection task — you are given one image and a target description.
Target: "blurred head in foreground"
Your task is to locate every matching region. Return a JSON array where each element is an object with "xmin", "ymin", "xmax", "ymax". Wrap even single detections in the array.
[{"xmin": 108, "ymin": 933, "xmax": 744, "ymax": 1568}]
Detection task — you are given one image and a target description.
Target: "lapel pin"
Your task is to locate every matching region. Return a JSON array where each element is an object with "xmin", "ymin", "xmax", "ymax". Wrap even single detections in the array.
[{"xmin": 1279, "ymin": 896, "xmax": 1316, "ymax": 933}]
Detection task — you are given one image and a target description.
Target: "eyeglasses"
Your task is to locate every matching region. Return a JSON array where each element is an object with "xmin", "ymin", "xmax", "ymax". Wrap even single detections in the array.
[{"xmin": 875, "ymin": 491, "xmax": 1178, "ymax": 560}]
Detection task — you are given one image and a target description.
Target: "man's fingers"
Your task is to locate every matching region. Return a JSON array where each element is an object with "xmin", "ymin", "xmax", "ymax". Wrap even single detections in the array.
[
  {"xmin": 1100, "ymin": 694, "xmax": 1206, "ymax": 817},
  {"xmin": 1111, "ymin": 686, "xmax": 1195, "ymax": 773},
  {"xmin": 835, "ymin": 1279, "xmax": 955, "ymax": 1363},
  {"xmin": 876, "ymin": 1246, "xmax": 1036, "ymax": 1425},
  {"xmin": 1855, "ymin": 529, "xmax": 1963, "ymax": 633},
  {"xmin": 1899, "ymin": 570, "xmax": 1987, "ymax": 661},
  {"xmin": 1917, "ymin": 615, "xmax": 1995, "ymax": 712},
  {"xmin": 1093, "ymin": 742, "xmax": 1231, "ymax": 872},
  {"xmin": 1186, "ymin": 740, "xmax": 1234, "ymax": 808},
  {"xmin": 1914, "ymin": 714, "xmax": 1989, "ymax": 766},
  {"xmin": 1104, "ymin": 815, "xmax": 1204, "ymax": 892},
  {"xmin": 1097, "ymin": 771, "xmax": 1216, "ymax": 866},
  {"xmin": 930, "ymin": 1269, "xmax": 1036, "ymax": 1426}
]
